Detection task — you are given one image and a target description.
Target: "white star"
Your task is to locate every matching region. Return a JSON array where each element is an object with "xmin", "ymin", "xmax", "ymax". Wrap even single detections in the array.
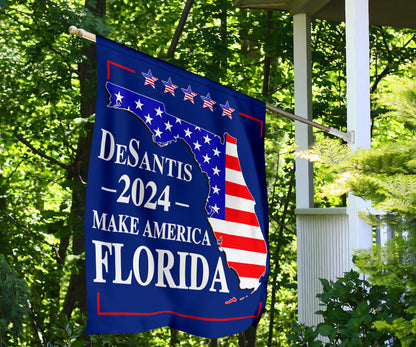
[
  {"xmin": 145, "ymin": 114, "xmax": 153, "ymax": 124},
  {"xmin": 155, "ymin": 107, "xmax": 163, "ymax": 117},
  {"xmin": 195, "ymin": 126, "xmax": 201, "ymax": 131},
  {"xmin": 213, "ymin": 147, "xmax": 221, "ymax": 156},
  {"xmin": 203, "ymin": 134, "xmax": 211, "ymax": 144},
  {"xmin": 154, "ymin": 128, "xmax": 162, "ymax": 138},
  {"xmin": 135, "ymin": 99, "xmax": 143, "ymax": 110},
  {"xmin": 184, "ymin": 128, "xmax": 192, "ymax": 138},
  {"xmin": 203, "ymin": 154, "xmax": 211, "ymax": 163},
  {"xmin": 193, "ymin": 141, "xmax": 201, "ymax": 150},
  {"xmin": 165, "ymin": 121, "xmax": 173, "ymax": 131},
  {"xmin": 115, "ymin": 91, "xmax": 124, "ymax": 104},
  {"xmin": 175, "ymin": 118, "xmax": 182, "ymax": 124},
  {"xmin": 213, "ymin": 166, "xmax": 220, "ymax": 176},
  {"xmin": 212, "ymin": 185, "xmax": 220, "ymax": 194},
  {"xmin": 211, "ymin": 204, "xmax": 220, "ymax": 214}
]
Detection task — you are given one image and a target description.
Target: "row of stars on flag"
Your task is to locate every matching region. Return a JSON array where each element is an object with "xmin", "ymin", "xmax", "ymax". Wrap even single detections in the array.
[
  {"xmin": 108, "ymin": 82, "xmax": 227, "ymax": 217},
  {"xmin": 141, "ymin": 69, "xmax": 235, "ymax": 119}
]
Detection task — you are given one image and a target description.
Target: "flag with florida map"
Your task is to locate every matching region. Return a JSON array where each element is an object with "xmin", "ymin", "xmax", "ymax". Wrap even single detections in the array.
[{"xmin": 84, "ymin": 36, "xmax": 268, "ymax": 338}]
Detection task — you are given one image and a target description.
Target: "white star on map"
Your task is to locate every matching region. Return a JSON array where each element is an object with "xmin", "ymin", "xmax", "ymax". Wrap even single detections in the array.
[
  {"xmin": 164, "ymin": 121, "xmax": 173, "ymax": 131},
  {"xmin": 115, "ymin": 91, "xmax": 124, "ymax": 103},
  {"xmin": 211, "ymin": 204, "xmax": 220, "ymax": 214},
  {"xmin": 184, "ymin": 128, "xmax": 192, "ymax": 138},
  {"xmin": 145, "ymin": 114, "xmax": 153, "ymax": 124},
  {"xmin": 203, "ymin": 134, "xmax": 212, "ymax": 144},
  {"xmin": 155, "ymin": 107, "xmax": 163, "ymax": 117},
  {"xmin": 213, "ymin": 147, "xmax": 221, "ymax": 157},
  {"xmin": 193, "ymin": 141, "xmax": 201, "ymax": 150},
  {"xmin": 212, "ymin": 185, "xmax": 220, "ymax": 194},
  {"xmin": 203, "ymin": 154, "xmax": 211, "ymax": 163},
  {"xmin": 213, "ymin": 166, "xmax": 220, "ymax": 176},
  {"xmin": 135, "ymin": 99, "xmax": 143, "ymax": 109},
  {"xmin": 154, "ymin": 128, "xmax": 162, "ymax": 138}
]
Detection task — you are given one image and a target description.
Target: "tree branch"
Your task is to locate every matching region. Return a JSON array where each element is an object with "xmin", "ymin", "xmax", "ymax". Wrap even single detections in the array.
[
  {"xmin": 0, "ymin": 207, "xmax": 64, "ymax": 264},
  {"xmin": 13, "ymin": 133, "xmax": 72, "ymax": 172},
  {"xmin": 269, "ymin": 211, "xmax": 295, "ymax": 236}
]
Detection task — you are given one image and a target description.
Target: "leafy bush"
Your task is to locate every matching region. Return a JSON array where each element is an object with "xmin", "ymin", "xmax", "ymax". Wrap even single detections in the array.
[{"xmin": 288, "ymin": 270, "xmax": 398, "ymax": 346}]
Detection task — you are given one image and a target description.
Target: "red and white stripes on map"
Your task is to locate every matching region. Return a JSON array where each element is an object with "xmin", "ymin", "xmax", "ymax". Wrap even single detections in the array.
[{"xmin": 209, "ymin": 134, "xmax": 267, "ymax": 291}]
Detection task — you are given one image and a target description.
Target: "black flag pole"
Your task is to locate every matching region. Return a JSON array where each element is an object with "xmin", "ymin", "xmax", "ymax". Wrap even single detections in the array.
[{"xmin": 68, "ymin": 26, "xmax": 354, "ymax": 144}]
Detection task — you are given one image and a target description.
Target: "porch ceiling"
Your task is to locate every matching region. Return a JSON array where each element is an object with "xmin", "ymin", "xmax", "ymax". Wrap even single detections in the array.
[{"xmin": 233, "ymin": 0, "xmax": 416, "ymax": 29}]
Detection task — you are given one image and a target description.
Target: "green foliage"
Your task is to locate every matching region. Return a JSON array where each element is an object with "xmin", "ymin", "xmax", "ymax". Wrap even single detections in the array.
[
  {"xmin": 290, "ymin": 63, "xmax": 416, "ymax": 346},
  {"xmin": 296, "ymin": 137, "xmax": 351, "ymax": 206},
  {"xmin": 353, "ymin": 220, "xmax": 416, "ymax": 346},
  {"xmin": 0, "ymin": 1, "xmax": 298, "ymax": 345},
  {"xmin": 288, "ymin": 271, "xmax": 399, "ymax": 346},
  {"xmin": 376, "ymin": 68, "xmax": 416, "ymax": 133},
  {"xmin": 344, "ymin": 65, "xmax": 416, "ymax": 218},
  {"xmin": 1, "ymin": 0, "xmax": 415, "ymax": 345},
  {"xmin": 288, "ymin": 321, "xmax": 321, "ymax": 347},
  {"xmin": 0, "ymin": 253, "xmax": 30, "ymax": 345}
]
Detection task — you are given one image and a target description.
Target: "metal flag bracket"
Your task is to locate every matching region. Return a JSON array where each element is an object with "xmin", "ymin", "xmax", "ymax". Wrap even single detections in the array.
[
  {"xmin": 68, "ymin": 26, "xmax": 355, "ymax": 144},
  {"xmin": 68, "ymin": 25, "xmax": 96, "ymax": 42}
]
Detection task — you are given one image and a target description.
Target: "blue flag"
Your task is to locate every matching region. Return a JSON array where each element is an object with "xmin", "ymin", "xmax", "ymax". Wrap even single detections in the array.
[{"xmin": 84, "ymin": 36, "xmax": 268, "ymax": 338}]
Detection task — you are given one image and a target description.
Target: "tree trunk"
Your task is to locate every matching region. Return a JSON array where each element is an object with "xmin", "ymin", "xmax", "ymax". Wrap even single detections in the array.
[
  {"xmin": 220, "ymin": 5, "xmax": 227, "ymax": 73},
  {"xmin": 170, "ymin": 328, "xmax": 180, "ymax": 346},
  {"xmin": 166, "ymin": 0, "xmax": 194, "ymax": 59},
  {"xmin": 262, "ymin": 11, "xmax": 273, "ymax": 97},
  {"xmin": 267, "ymin": 176, "xmax": 294, "ymax": 346},
  {"xmin": 63, "ymin": 0, "xmax": 106, "ymax": 318},
  {"xmin": 238, "ymin": 325, "xmax": 257, "ymax": 347}
]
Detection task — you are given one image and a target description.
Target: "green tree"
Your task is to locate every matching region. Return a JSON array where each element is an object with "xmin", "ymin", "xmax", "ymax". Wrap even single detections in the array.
[
  {"xmin": 351, "ymin": 65, "xmax": 416, "ymax": 345},
  {"xmin": 289, "ymin": 64, "xmax": 416, "ymax": 346},
  {"xmin": 0, "ymin": 0, "xmax": 107, "ymax": 344},
  {"xmin": 1, "ymin": 0, "xmax": 415, "ymax": 345}
]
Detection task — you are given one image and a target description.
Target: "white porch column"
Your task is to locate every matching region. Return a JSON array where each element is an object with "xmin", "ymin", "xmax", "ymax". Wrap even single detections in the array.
[
  {"xmin": 294, "ymin": 13, "xmax": 313, "ymax": 208},
  {"xmin": 296, "ymin": 2, "xmax": 373, "ymax": 326},
  {"xmin": 345, "ymin": 0, "xmax": 373, "ymax": 252},
  {"xmin": 293, "ymin": 13, "xmax": 315, "ymax": 325}
]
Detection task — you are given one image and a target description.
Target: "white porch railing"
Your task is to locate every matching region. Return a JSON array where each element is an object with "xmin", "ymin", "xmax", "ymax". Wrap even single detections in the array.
[
  {"xmin": 296, "ymin": 207, "xmax": 392, "ymax": 326},
  {"xmin": 296, "ymin": 208, "xmax": 350, "ymax": 327}
]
